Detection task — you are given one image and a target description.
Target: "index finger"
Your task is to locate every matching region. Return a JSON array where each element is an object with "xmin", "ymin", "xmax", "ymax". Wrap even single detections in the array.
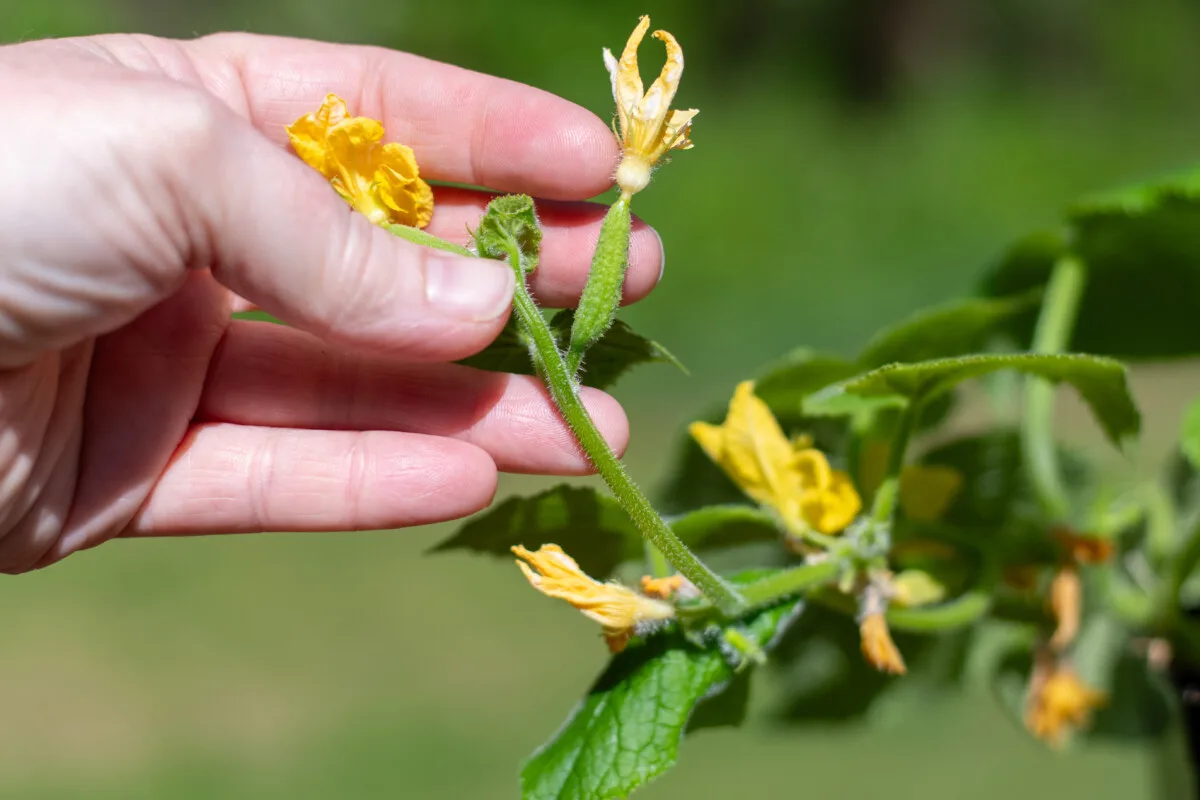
[{"xmin": 183, "ymin": 33, "xmax": 620, "ymax": 200}]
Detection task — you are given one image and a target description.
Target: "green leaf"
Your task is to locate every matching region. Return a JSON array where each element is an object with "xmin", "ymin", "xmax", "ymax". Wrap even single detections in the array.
[
  {"xmin": 984, "ymin": 169, "xmax": 1200, "ymax": 359},
  {"xmin": 913, "ymin": 429, "xmax": 1088, "ymax": 530},
  {"xmin": 457, "ymin": 312, "xmax": 682, "ymax": 390},
  {"xmin": 553, "ymin": 310, "xmax": 686, "ymax": 390},
  {"xmin": 456, "ymin": 316, "xmax": 534, "ymax": 375},
  {"xmin": 857, "ymin": 292, "xmax": 1040, "ymax": 368},
  {"xmin": 670, "ymin": 505, "xmax": 781, "ymax": 552},
  {"xmin": 752, "ymin": 348, "xmax": 860, "ymax": 415},
  {"xmin": 520, "ymin": 598, "xmax": 803, "ymax": 800},
  {"xmin": 773, "ymin": 605, "xmax": 971, "ymax": 724},
  {"xmin": 429, "ymin": 485, "xmax": 636, "ymax": 579},
  {"xmin": 804, "ymin": 353, "xmax": 1140, "ymax": 446},
  {"xmin": 1181, "ymin": 397, "xmax": 1200, "ymax": 473},
  {"xmin": 432, "ymin": 487, "xmax": 783, "ymax": 578}
]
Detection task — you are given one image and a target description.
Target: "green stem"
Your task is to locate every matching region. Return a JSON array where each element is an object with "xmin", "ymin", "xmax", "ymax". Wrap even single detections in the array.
[
  {"xmin": 644, "ymin": 542, "xmax": 671, "ymax": 580},
  {"xmin": 738, "ymin": 560, "xmax": 842, "ymax": 610},
  {"xmin": 500, "ymin": 237, "xmax": 746, "ymax": 617},
  {"xmin": 866, "ymin": 400, "xmax": 920, "ymax": 535},
  {"xmin": 1098, "ymin": 565, "xmax": 1156, "ymax": 628},
  {"xmin": 1021, "ymin": 255, "xmax": 1086, "ymax": 521},
  {"xmin": 1166, "ymin": 517, "xmax": 1200, "ymax": 615}
]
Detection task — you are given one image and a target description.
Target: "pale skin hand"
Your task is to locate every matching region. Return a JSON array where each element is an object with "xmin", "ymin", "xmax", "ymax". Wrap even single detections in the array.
[{"xmin": 0, "ymin": 33, "xmax": 665, "ymax": 574}]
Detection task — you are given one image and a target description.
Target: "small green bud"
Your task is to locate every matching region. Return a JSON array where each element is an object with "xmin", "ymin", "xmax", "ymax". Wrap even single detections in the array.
[
  {"xmin": 891, "ymin": 569, "xmax": 947, "ymax": 608},
  {"xmin": 471, "ymin": 194, "xmax": 543, "ymax": 273},
  {"xmin": 567, "ymin": 196, "xmax": 632, "ymax": 374}
]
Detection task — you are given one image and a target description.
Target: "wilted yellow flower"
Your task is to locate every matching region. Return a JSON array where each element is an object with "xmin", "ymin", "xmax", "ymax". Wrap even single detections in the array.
[
  {"xmin": 1053, "ymin": 527, "xmax": 1114, "ymax": 565},
  {"xmin": 1025, "ymin": 658, "xmax": 1107, "ymax": 748},
  {"xmin": 1049, "ymin": 566, "xmax": 1081, "ymax": 652},
  {"xmin": 640, "ymin": 574, "xmax": 685, "ymax": 599},
  {"xmin": 604, "ymin": 16, "xmax": 698, "ymax": 196},
  {"xmin": 287, "ymin": 94, "xmax": 434, "ymax": 228},
  {"xmin": 512, "ymin": 544, "xmax": 675, "ymax": 652},
  {"xmin": 689, "ymin": 382, "xmax": 861, "ymax": 536},
  {"xmin": 859, "ymin": 612, "xmax": 907, "ymax": 675}
]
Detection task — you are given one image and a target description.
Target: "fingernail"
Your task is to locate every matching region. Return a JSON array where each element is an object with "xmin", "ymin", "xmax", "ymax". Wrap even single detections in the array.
[
  {"xmin": 424, "ymin": 256, "xmax": 514, "ymax": 321},
  {"xmin": 653, "ymin": 227, "xmax": 666, "ymax": 282}
]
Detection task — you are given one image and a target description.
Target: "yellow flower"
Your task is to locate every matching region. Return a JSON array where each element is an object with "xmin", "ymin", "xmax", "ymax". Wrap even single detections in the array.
[
  {"xmin": 512, "ymin": 544, "xmax": 675, "ymax": 652},
  {"xmin": 795, "ymin": 450, "xmax": 862, "ymax": 534},
  {"xmin": 1025, "ymin": 657, "xmax": 1107, "ymax": 748},
  {"xmin": 689, "ymin": 382, "xmax": 861, "ymax": 536},
  {"xmin": 859, "ymin": 612, "xmax": 907, "ymax": 675},
  {"xmin": 287, "ymin": 94, "xmax": 434, "ymax": 228},
  {"xmin": 604, "ymin": 16, "xmax": 698, "ymax": 196}
]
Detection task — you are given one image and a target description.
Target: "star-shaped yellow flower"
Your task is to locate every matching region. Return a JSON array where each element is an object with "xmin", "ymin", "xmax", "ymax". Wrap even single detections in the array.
[
  {"xmin": 512, "ymin": 544, "xmax": 676, "ymax": 652},
  {"xmin": 689, "ymin": 381, "xmax": 861, "ymax": 536},
  {"xmin": 604, "ymin": 16, "xmax": 698, "ymax": 196},
  {"xmin": 287, "ymin": 94, "xmax": 434, "ymax": 228}
]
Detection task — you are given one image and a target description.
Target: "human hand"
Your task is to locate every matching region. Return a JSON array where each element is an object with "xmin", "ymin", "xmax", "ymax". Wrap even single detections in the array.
[{"xmin": 0, "ymin": 32, "xmax": 663, "ymax": 573}]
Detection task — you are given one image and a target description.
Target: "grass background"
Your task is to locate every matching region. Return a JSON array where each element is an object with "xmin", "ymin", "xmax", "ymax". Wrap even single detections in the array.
[{"xmin": 4, "ymin": 1, "xmax": 1200, "ymax": 797}]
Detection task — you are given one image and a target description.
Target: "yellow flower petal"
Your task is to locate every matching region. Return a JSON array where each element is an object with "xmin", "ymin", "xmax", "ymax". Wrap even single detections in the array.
[
  {"xmin": 798, "ymin": 467, "xmax": 862, "ymax": 535},
  {"xmin": 859, "ymin": 612, "xmax": 907, "ymax": 675},
  {"xmin": 603, "ymin": 16, "xmax": 697, "ymax": 195},
  {"xmin": 899, "ymin": 464, "xmax": 963, "ymax": 522},
  {"xmin": 1025, "ymin": 656, "xmax": 1106, "ymax": 748},
  {"xmin": 691, "ymin": 382, "xmax": 862, "ymax": 536},
  {"xmin": 286, "ymin": 94, "xmax": 434, "ymax": 229},
  {"xmin": 512, "ymin": 544, "xmax": 675, "ymax": 652},
  {"xmin": 286, "ymin": 94, "xmax": 348, "ymax": 178},
  {"xmin": 689, "ymin": 381, "xmax": 799, "ymax": 511}
]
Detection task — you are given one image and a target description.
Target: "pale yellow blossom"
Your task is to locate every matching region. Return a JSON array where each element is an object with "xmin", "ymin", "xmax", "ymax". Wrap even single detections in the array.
[
  {"xmin": 287, "ymin": 94, "xmax": 434, "ymax": 228},
  {"xmin": 604, "ymin": 16, "xmax": 697, "ymax": 196},
  {"xmin": 512, "ymin": 544, "xmax": 675, "ymax": 652}
]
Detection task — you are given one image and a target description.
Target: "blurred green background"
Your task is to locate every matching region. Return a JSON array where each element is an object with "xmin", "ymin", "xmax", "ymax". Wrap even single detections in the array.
[{"xmin": 4, "ymin": 1, "xmax": 1200, "ymax": 797}]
